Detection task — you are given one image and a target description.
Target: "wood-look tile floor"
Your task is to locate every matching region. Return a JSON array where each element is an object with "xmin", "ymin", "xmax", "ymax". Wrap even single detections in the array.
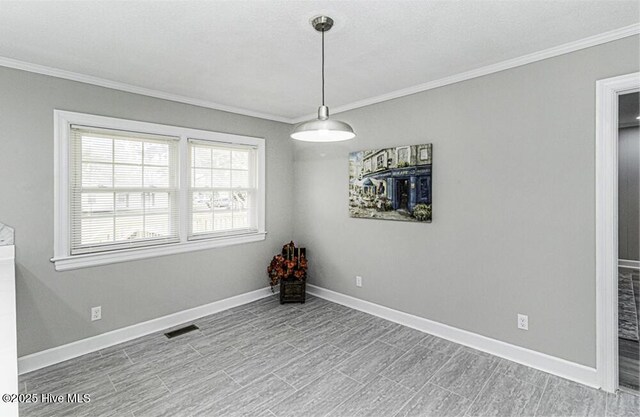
[
  {"xmin": 19, "ymin": 294, "xmax": 639, "ymax": 417},
  {"xmin": 619, "ymin": 268, "xmax": 640, "ymax": 392}
]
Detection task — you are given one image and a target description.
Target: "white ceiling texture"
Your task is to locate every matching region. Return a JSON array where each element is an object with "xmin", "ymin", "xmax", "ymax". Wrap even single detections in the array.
[{"xmin": 0, "ymin": 1, "xmax": 638, "ymax": 123}]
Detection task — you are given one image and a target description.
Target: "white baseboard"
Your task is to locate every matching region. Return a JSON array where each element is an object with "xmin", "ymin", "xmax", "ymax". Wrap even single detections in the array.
[
  {"xmin": 19, "ymin": 283, "xmax": 598, "ymax": 389},
  {"xmin": 307, "ymin": 284, "xmax": 599, "ymax": 389},
  {"xmin": 18, "ymin": 286, "xmax": 275, "ymax": 375},
  {"xmin": 619, "ymin": 259, "xmax": 640, "ymax": 270}
]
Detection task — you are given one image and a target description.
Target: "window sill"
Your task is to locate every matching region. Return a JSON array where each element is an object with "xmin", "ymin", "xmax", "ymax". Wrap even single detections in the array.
[{"xmin": 51, "ymin": 231, "xmax": 267, "ymax": 271}]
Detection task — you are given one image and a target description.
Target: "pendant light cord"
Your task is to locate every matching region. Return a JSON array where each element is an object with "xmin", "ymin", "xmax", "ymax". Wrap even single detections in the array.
[{"xmin": 321, "ymin": 28, "xmax": 325, "ymax": 106}]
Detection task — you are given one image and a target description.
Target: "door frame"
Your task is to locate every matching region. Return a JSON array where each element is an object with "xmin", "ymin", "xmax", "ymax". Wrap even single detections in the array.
[{"xmin": 595, "ymin": 71, "xmax": 639, "ymax": 393}]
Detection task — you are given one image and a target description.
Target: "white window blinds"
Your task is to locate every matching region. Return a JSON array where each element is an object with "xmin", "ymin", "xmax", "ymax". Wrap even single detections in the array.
[
  {"xmin": 70, "ymin": 126, "xmax": 180, "ymax": 254},
  {"xmin": 188, "ymin": 139, "xmax": 257, "ymax": 239}
]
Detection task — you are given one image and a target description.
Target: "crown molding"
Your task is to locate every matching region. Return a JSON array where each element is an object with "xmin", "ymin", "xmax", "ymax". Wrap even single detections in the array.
[
  {"xmin": 0, "ymin": 23, "xmax": 637, "ymax": 125},
  {"xmin": 291, "ymin": 23, "xmax": 640, "ymax": 123},
  {"xmin": 0, "ymin": 56, "xmax": 292, "ymax": 123}
]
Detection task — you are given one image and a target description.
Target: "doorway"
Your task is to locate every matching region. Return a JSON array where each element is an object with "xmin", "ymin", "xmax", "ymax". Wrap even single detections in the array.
[
  {"xmin": 595, "ymin": 72, "xmax": 640, "ymax": 393},
  {"xmin": 617, "ymin": 91, "xmax": 639, "ymax": 392},
  {"xmin": 395, "ymin": 179, "xmax": 409, "ymax": 211}
]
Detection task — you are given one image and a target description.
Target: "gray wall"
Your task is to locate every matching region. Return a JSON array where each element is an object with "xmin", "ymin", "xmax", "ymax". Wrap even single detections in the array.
[
  {"xmin": 293, "ymin": 36, "xmax": 640, "ymax": 367},
  {"xmin": 619, "ymin": 126, "xmax": 639, "ymax": 261},
  {"xmin": 2, "ymin": 36, "xmax": 638, "ymax": 365},
  {"xmin": 0, "ymin": 67, "xmax": 293, "ymax": 356}
]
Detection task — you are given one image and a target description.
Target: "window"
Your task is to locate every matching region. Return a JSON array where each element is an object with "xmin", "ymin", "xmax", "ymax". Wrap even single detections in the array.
[
  {"xmin": 53, "ymin": 111, "xmax": 265, "ymax": 271},
  {"xmin": 397, "ymin": 147, "xmax": 410, "ymax": 165},
  {"xmin": 70, "ymin": 126, "xmax": 180, "ymax": 254},
  {"xmin": 188, "ymin": 140, "xmax": 257, "ymax": 238},
  {"xmin": 419, "ymin": 146, "xmax": 430, "ymax": 162}
]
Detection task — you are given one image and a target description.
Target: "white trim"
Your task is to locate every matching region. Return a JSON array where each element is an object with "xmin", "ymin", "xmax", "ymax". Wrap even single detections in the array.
[
  {"xmin": 307, "ymin": 284, "xmax": 599, "ymax": 388},
  {"xmin": 18, "ymin": 286, "xmax": 275, "ymax": 375},
  {"xmin": 595, "ymin": 72, "xmax": 640, "ymax": 393},
  {"xmin": 18, "ymin": 281, "xmax": 602, "ymax": 386},
  {"xmin": 53, "ymin": 110, "xmax": 267, "ymax": 271},
  {"xmin": 0, "ymin": 25, "xmax": 637, "ymax": 124},
  {"xmin": 54, "ymin": 110, "xmax": 266, "ymax": 147},
  {"xmin": 0, "ymin": 244, "xmax": 17, "ymax": 417},
  {"xmin": 0, "ymin": 56, "xmax": 290, "ymax": 123},
  {"xmin": 53, "ymin": 111, "xmax": 69, "ymax": 262},
  {"xmin": 290, "ymin": 23, "xmax": 640, "ymax": 123},
  {"xmin": 51, "ymin": 232, "xmax": 266, "ymax": 271},
  {"xmin": 178, "ymin": 134, "xmax": 190, "ymax": 242},
  {"xmin": 0, "ymin": 245, "xmax": 15, "ymax": 261},
  {"xmin": 619, "ymin": 259, "xmax": 640, "ymax": 270},
  {"xmin": 256, "ymin": 141, "xmax": 266, "ymax": 234}
]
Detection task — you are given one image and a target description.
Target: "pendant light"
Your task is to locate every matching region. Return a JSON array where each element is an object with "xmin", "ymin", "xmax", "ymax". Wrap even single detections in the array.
[{"xmin": 291, "ymin": 15, "xmax": 356, "ymax": 142}]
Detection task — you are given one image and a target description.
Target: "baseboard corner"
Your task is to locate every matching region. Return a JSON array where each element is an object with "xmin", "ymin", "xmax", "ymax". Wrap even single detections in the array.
[
  {"xmin": 18, "ymin": 286, "xmax": 274, "ymax": 375},
  {"xmin": 306, "ymin": 284, "xmax": 599, "ymax": 389}
]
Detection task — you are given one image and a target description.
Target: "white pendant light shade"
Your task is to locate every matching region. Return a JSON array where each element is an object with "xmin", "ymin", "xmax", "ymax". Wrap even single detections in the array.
[
  {"xmin": 291, "ymin": 16, "xmax": 355, "ymax": 142},
  {"xmin": 291, "ymin": 105, "xmax": 355, "ymax": 142}
]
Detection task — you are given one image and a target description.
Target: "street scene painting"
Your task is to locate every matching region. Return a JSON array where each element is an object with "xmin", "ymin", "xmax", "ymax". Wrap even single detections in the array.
[{"xmin": 349, "ymin": 144, "xmax": 432, "ymax": 222}]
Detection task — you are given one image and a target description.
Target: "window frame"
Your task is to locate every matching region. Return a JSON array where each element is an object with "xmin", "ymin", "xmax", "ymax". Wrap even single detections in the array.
[
  {"xmin": 53, "ymin": 110, "xmax": 266, "ymax": 271},
  {"xmin": 187, "ymin": 139, "xmax": 259, "ymax": 241}
]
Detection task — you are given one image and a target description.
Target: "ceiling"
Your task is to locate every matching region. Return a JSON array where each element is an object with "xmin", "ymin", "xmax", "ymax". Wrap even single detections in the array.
[{"xmin": 0, "ymin": 1, "xmax": 638, "ymax": 122}]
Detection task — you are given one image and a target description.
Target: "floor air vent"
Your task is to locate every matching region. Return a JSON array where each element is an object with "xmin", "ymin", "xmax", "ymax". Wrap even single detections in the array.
[{"xmin": 164, "ymin": 324, "xmax": 199, "ymax": 339}]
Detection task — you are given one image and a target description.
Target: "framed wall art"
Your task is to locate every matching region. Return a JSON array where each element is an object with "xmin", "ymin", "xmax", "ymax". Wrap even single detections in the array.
[{"xmin": 349, "ymin": 144, "xmax": 432, "ymax": 222}]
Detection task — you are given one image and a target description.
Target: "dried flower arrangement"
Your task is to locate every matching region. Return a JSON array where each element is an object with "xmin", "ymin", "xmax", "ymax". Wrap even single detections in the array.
[{"xmin": 268, "ymin": 241, "xmax": 308, "ymax": 291}]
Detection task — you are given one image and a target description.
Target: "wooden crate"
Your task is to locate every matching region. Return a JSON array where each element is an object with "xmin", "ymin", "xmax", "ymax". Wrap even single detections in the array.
[{"xmin": 280, "ymin": 278, "xmax": 306, "ymax": 304}]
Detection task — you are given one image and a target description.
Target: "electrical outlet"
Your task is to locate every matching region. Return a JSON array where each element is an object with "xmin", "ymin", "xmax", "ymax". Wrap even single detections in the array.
[
  {"xmin": 517, "ymin": 314, "xmax": 528, "ymax": 330},
  {"xmin": 355, "ymin": 276, "xmax": 363, "ymax": 287},
  {"xmin": 91, "ymin": 306, "xmax": 102, "ymax": 321}
]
